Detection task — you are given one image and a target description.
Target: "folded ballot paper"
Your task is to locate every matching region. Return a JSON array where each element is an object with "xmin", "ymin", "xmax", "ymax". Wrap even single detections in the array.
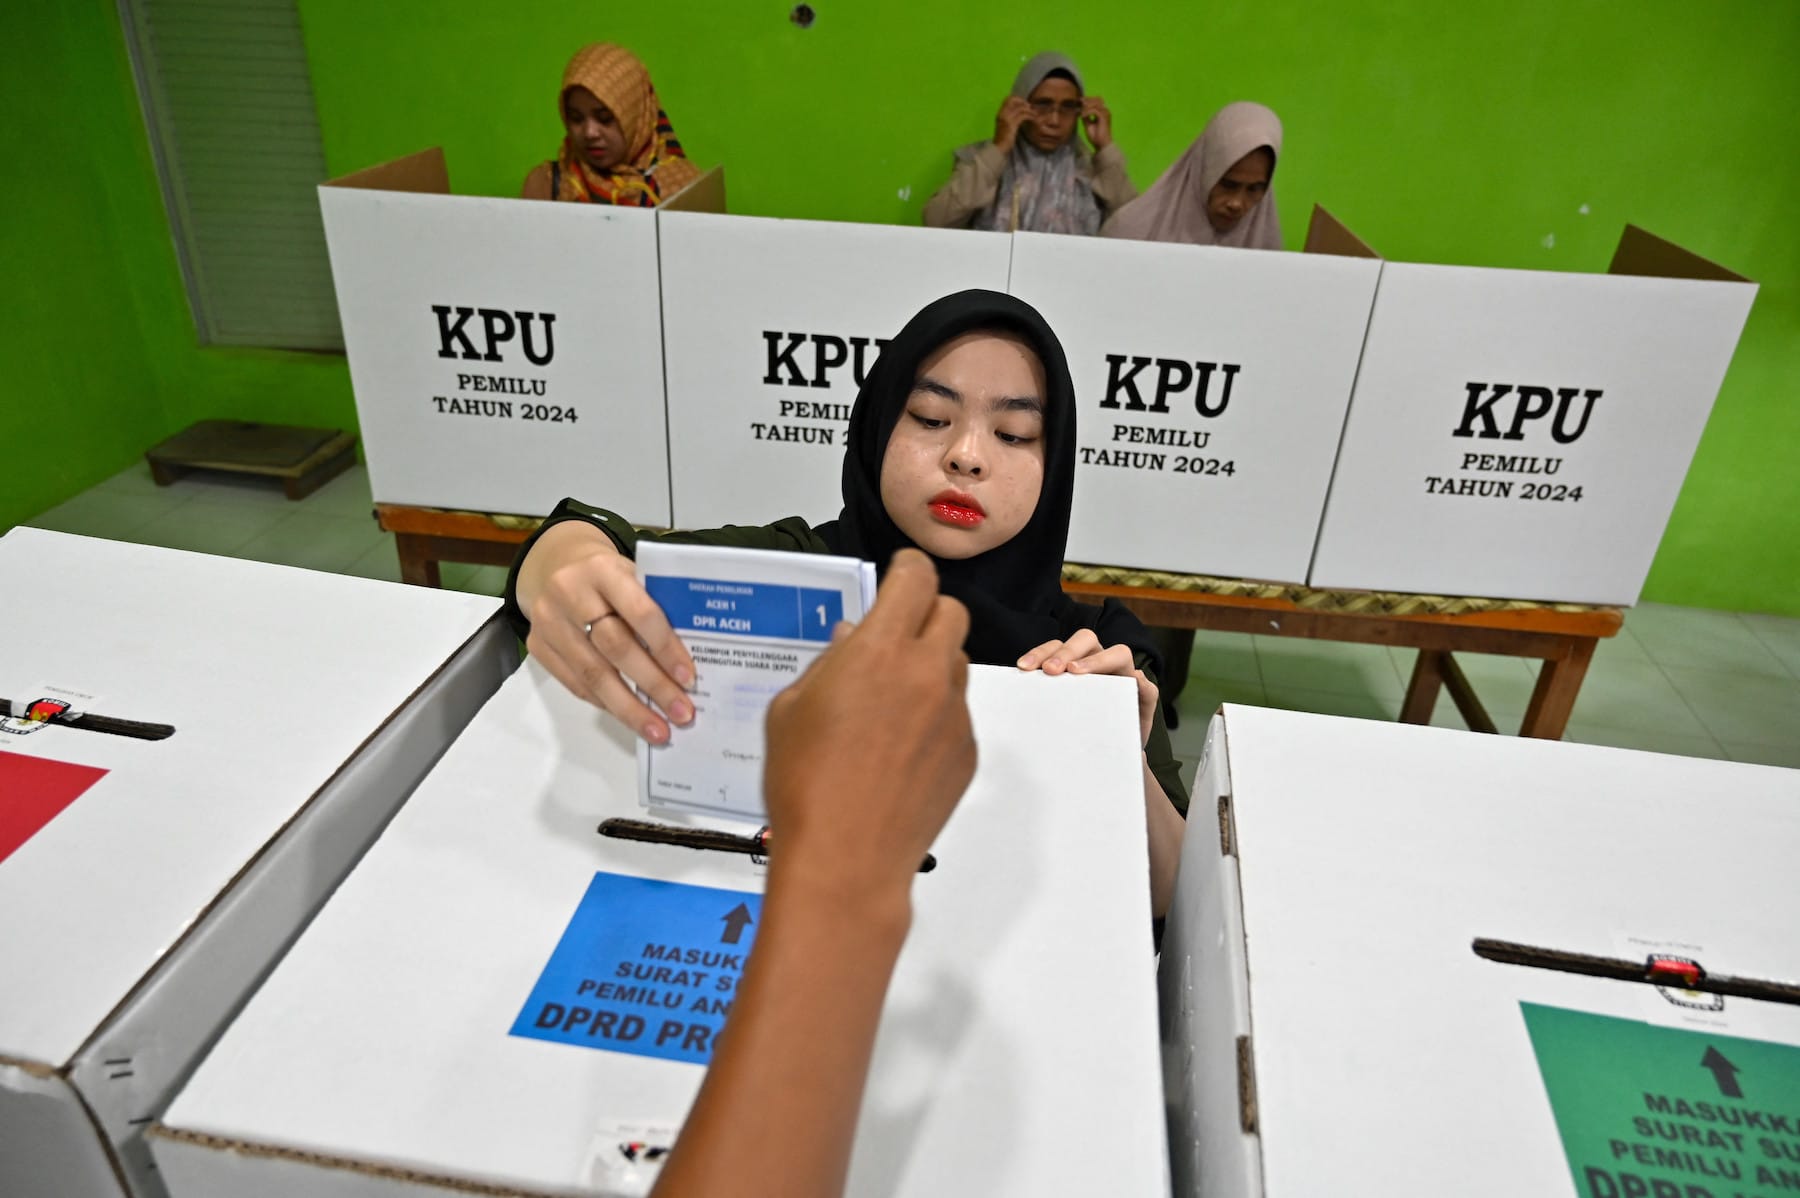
[{"xmin": 635, "ymin": 541, "xmax": 876, "ymax": 823}]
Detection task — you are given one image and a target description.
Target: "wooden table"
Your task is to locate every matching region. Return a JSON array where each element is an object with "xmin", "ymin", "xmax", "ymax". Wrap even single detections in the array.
[
  {"xmin": 1060, "ymin": 569, "xmax": 1622, "ymax": 740},
  {"xmin": 374, "ymin": 504, "xmax": 542, "ymax": 588},
  {"xmin": 374, "ymin": 504, "xmax": 1621, "ymax": 739}
]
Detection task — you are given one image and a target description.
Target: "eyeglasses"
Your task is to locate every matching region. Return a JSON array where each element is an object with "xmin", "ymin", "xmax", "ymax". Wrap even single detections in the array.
[{"xmin": 1028, "ymin": 99, "xmax": 1084, "ymax": 118}]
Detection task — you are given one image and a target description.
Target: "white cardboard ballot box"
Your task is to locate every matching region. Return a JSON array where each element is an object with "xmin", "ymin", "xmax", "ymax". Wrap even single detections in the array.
[
  {"xmin": 1008, "ymin": 233, "xmax": 1380, "ymax": 581},
  {"xmin": 1308, "ymin": 244, "xmax": 1756, "ymax": 604},
  {"xmin": 658, "ymin": 212, "xmax": 1014, "ymax": 529},
  {"xmin": 319, "ymin": 148, "xmax": 674, "ymax": 522},
  {"xmin": 153, "ymin": 661, "xmax": 1168, "ymax": 1197},
  {"xmin": 1161, "ymin": 705, "xmax": 1800, "ymax": 1198},
  {"xmin": 0, "ymin": 529, "xmax": 514, "ymax": 1198}
]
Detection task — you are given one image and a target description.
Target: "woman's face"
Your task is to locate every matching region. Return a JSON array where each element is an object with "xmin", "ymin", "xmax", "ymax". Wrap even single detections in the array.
[
  {"xmin": 879, "ymin": 331, "xmax": 1048, "ymax": 561},
  {"xmin": 1206, "ymin": 146, "xmax": 1274, "ymax": 234},
  {"xmin": 563, "ymin": 86, "xmax": 628, "ymax": 171},
  {"xmin": 1023, "ymin": 76, "xmax": 1082, "ymax": 152}
]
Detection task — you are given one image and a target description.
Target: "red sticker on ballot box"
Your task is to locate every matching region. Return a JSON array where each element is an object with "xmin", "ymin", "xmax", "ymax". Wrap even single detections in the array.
[{"xmin": 0, "ymin": 750, "xmax": 109, "ymax": 864}]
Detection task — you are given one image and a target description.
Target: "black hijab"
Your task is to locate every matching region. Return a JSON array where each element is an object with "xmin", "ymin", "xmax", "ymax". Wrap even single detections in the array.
[{"xmin": 817, "ymin": 289, "xmax": 1161, "ymax": 675}]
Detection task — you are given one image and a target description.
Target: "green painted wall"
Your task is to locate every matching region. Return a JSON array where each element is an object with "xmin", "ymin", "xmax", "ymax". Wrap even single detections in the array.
[
  {"xmin": 1, "ymin": 2, "xmax": 171, "ymax": 529},
  {"xmin": 0, "ymin": 0, "xmax": 354, "ymax": 535},
  {"xmin": 7, "ymin": 1, "xmax": 1795, "ymax": 613}
]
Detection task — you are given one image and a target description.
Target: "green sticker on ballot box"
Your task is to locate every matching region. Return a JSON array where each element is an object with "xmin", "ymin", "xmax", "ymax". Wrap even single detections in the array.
[{"xmin": 1521, "ymin": 1003, "xmax": 1800, "ymax": 1197}]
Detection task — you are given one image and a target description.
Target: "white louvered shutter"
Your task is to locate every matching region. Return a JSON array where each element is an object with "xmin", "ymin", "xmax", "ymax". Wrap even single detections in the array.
[{"xmin": 119, "ymin": 0, "xmax": 343, "ymax": 349}]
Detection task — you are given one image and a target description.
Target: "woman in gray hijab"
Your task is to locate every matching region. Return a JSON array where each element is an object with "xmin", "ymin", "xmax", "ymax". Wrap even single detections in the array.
[{"xmin": 922, "ymin": 51, "xmax": 1137, "ymax": 234}]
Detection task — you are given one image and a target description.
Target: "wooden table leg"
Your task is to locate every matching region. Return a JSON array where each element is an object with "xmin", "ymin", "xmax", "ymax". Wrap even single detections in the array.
[
  {"xmin": 1440, "ymin": 654, "xmax": 1498, "ymax": 734},
  {"xmin": 395, "ymin": 534, "xmax": 442, "ymax": 588},
  {"xmin": 148, "ymin": 459, "xmax": 187, "ymax": 487},
  {"xmin": 1400, "ymin": 649, "xmax": 1447, "ymax": 724},
  {"xmin": 1519, "ymin": 638, "xmax": 1597, "ymax": 740}
]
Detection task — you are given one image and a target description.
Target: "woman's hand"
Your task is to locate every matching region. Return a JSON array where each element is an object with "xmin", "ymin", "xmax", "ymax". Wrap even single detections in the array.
[
  {"xmin": 515, "ymin": 521, "xmax": 697, "ymax": 744},
  {"xmin": 1018, "ymin": 629, "xmax": 1157, "ymax": 747},
  {"xmin": 993, "ymin": 95, "xmax": 1031, "ymax": 153},
  {"xmin": 1081, "ymin": 96, "xmax": 1114, "ymax": 150}
]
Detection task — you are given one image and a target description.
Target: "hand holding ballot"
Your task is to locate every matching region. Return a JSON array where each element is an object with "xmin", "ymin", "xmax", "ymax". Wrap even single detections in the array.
[
  {"xmin": 518, "ymin": 521, "xmax": 974, "ymax": 845},
  {"xmin": 650, "ymin": 549, "xmax": 975, "ymax": 1198},
  {"xmin": 515, "ymin": 519, "xmax": 697, "ymax": 745},
  {"xmin": 765, "ymin": 547, "xmax": 975, "ymax": 895}
]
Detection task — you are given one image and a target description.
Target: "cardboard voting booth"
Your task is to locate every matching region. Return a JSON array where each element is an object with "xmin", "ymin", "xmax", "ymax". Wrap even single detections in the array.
[
  {"xmin": 1309, "ymin": 226, "xmax": 1756, "ymax": 605},
  {"xmin": 658, "ymin": 212, "xmax": 1015, "ymax": 529},
  {"xmin": 153, "ymin": 661, "xmax": 1168, "ymax": 1197},
  {"xmin": 320, "ymin": 150, "xmax": 723, "ymax": 522},
  {"xmin": 0, "ymin": 529, "xmax": 513, "ymax": 1198},
  {"xmin": 1160, "ymin": 705, "xmax": 1800, "ymax": 1198},
  {"xmin": 1009, "ymin": 231, "xmax": 1380, "ymax": 581}
]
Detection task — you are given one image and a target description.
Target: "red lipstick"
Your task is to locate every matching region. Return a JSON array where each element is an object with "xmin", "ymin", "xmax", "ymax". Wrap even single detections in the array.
[{"xmin": 928, "ymin": 489, "xmax": 985, "ymax": 528}]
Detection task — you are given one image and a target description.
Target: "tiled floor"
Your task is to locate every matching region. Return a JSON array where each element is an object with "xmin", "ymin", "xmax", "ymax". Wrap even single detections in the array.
[
  {"xmin": 25, "ymin": 461, "xmax": 510, "ymax": 595},
  {"xmin": 23, "ymin": 461, "xmax": 1800, "ymax": 780}
]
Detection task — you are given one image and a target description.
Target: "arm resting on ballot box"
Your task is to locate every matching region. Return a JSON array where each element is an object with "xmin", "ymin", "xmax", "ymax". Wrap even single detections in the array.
[
  {"xmin": 1018, "ymin": 630, "xmax": 1184, "ymax": 916},
  {"xmin": 651, "ymin": 549, "xmax": 977, "ymax": 1198}
]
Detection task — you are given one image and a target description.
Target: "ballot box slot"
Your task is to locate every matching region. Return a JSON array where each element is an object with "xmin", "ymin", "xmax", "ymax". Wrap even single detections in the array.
[
  {"xmin": 0, "ymin": 696, "xmax": 176, "ymax": 740},
  {"xmin": 1471, "ymin": 938, "xmax": 1800, "ymax": 1007},
  {"xmin": 599, "ymin": 817, "xmax": 938, "ymax": 873}
]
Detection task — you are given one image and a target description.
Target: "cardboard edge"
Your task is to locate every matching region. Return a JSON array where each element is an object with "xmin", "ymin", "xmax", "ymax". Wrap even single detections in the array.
[
  {"xmin": 1235, "ymin": 1035, "xmax": 1259, "ymax": 1133},
  {"xmin": 0, "ymin": 1057, "xmax": 132, "ymax": 1198},
  {"xmin": 0, "ymin": 1052, "xmax": 61, "ymax": 1082},
  {"xmin": 652, "ymin": 183, "xmax": 680, "ymax": 528},
  {"xmin": 1303, "ymin": 254, "xmax": 1386, "ymax": 588},
  {"xmin": 1159, "ymin": 711, "xmax": 1264, "ymax": 1197},
  {"xmin": 1302, "ymin": 204, "xmax": 1381, "ymax": 259},
  {"xmin": 659, "ymin": 164, "xmax": 726, "ymax": 213},
  {"xmin": 69, "ymin": 616, "xmax": 510, "ymax": 1063},
  {"xmin": 149, "ymin": 1125, "xmax": 552, "ymax": 1198},
  {"xmin": 58, "ymin": 617, "xmax": 515, "ymax": 1197},
  {"xmin": 323, "ymin": 147, "xmax": 450, "ymax": 195},
  {"xmin": 1608, "ymin": 224, "xmax": 1751, "ymax": 283}
]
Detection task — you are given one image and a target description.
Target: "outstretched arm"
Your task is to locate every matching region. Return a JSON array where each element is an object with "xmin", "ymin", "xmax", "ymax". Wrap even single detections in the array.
[{"xmin": 651, "ymin": 549, "xmax": 976, "ymax": 1198}]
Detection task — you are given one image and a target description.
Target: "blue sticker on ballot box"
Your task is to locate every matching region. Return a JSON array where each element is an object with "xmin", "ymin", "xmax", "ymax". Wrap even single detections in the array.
[
  {"xmin": 643, "ymin": 575, "xmax": 842, "ymax": 643},
  {"xmin": 510, "ymin": 871, "xmax": 763, "ymax": 1065}
]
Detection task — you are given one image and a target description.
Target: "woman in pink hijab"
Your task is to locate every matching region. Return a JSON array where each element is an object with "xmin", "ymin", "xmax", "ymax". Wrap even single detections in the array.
[
  {"xmin": 1102, "ymin": 101, "xmax": 1283, "ymax": 249},
  {"xmin": 1104, "ymin": 101, "xmax": 1283, "ymax": 728}
]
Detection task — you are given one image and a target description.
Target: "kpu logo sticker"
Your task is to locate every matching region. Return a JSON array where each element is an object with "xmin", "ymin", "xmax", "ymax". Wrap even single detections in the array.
[
  {"xmin": 1655, "ymin": 957, "xmax": 1727, "ymax": 1013},
  {"xmin": 1, "ymin": 698, "xmax": 72, "ymax": 736}
]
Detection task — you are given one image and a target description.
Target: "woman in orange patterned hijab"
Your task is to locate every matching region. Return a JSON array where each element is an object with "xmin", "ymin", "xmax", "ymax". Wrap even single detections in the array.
[{"xmin": 520, "ymin": 44, "xmax": 700, "ymax": 206}]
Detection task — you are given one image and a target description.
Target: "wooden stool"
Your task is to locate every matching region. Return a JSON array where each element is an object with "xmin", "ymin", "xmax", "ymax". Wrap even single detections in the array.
[{"xmin": 146, "ymin": 421, "xmax": 357, "ymax": 501}]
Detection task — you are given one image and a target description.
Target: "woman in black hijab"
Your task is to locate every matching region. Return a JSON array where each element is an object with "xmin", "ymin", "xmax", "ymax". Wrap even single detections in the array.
[
  {"xmin": 823, "ymin": 291, "xmax": 1157, "ymax": 665},
  {"xmin": 508, "ymin": 291, "xmax": 1187, "ymax": 910}
]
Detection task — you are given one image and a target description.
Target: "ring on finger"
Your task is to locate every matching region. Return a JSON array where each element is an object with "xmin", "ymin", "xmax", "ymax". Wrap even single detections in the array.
[{"xmin": 583, "ymin": 612, "xmax": 621, "ymax": 637}]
